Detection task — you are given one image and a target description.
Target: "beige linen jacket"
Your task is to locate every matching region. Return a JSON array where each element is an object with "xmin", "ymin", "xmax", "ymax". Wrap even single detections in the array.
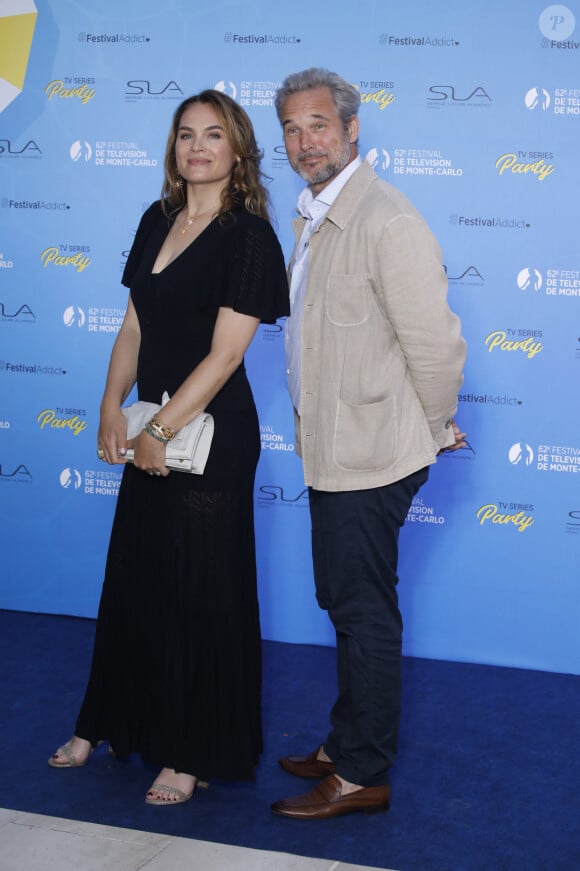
[{"xmin": 292, "ymin": 160, "xmax": 466, "ymax": 492}]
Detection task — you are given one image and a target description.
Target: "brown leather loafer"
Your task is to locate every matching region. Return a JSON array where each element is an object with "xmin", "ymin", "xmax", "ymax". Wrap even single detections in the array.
[
  {"xmin": 271, "ymin": 774, "xmax": 390, "ymax": 820},
  {"xmin": 279, "ymin": 746, "xmax": 336, "ymax": 779}
]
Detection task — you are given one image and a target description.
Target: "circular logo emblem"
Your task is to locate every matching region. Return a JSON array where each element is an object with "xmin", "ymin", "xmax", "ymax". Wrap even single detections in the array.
[
  {"xmin": 63, "ymin": 306, "xmax": 86, "ymax": 327},
  {"xmin": 539, "ymin": 5, "xmax": 576, "ymax": 40},
  {"xmin": 365, "ymin": 147, "xmax": 391, "ymax": 173},
  {"xmin": 525, "ymin": 88, "xmax": 551, "ymax": 110},
  {"xmin": 60, "ymin": 468, "xmax": 82, "ymax": 489},
  {"xmin": 70, "ymin": 140, "xmax": 92, "ymax": 162},
  {"xmin": 517, "ymin": 268, "xmax": 543, "ymax": 291},
  {"xmin": 508, "ymin": 443, "xmax": 535, "ymax": 466},
  {"xmin": 214, "ymin": 80, "xmax": 237, "ymax": 100}
]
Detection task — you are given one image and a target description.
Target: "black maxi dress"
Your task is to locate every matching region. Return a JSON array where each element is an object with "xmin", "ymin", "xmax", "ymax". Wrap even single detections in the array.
[{"xmin": 75, "ymin": 202, "xmax": 289, "ymax": 781}]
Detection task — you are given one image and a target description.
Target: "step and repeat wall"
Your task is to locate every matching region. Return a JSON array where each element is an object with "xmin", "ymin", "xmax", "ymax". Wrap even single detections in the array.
[{"xmin": 1, "ymin": 0, "xmax": 579, "ymax": 674}]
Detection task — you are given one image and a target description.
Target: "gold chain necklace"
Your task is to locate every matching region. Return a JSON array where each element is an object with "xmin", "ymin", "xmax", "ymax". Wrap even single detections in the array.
[{"xmin": 177, "ymin": 208, "xmax": 216, "ymax": 237}]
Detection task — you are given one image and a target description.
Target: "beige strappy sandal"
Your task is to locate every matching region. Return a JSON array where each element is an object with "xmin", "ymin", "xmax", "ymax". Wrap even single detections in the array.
[
  {"xmin": 48, "ymin": 739, "xmax": 103, "ymax": 768},
  {"xmin": 145, "ymin": 776, "xmax": 208, "ymax": 806}
]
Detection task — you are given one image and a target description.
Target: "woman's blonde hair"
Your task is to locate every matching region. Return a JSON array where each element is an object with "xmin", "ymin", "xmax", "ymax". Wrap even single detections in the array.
[{"xmin": 161, "ymin": 90, "xmax": 270, "ymax": 221}]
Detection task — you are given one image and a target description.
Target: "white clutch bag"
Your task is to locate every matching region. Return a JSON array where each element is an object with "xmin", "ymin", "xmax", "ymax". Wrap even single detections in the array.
[{"xmin": 122, "ymin": 391, "xmax": 214, "ymax": 474}]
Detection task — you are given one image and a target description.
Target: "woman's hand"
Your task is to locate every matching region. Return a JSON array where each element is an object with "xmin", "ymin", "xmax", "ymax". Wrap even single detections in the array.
[
  {"xmin": 97, "ymin": 406, "xmax": 129, "ymax": 465},
  {"xmin": 130, "ymin": 429, "xmax": 170, "ymax": 477}
]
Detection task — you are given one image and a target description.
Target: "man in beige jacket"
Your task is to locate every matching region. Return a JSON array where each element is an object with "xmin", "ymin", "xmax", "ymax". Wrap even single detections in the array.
[{"xmin": 271, "ymin": 68, "xmax": 467, "ymax": 819}]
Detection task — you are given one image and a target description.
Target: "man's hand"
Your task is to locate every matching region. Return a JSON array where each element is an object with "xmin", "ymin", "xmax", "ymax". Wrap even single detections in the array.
[{"xmin": 439, "ymin": 420, "xmax": 467, "ymax": 454}]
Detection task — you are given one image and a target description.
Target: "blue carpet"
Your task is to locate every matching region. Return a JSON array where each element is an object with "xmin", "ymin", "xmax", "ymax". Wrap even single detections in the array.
[{"xmin": 1, "ymin": 610, "xmax": 578, "ymax": 871}]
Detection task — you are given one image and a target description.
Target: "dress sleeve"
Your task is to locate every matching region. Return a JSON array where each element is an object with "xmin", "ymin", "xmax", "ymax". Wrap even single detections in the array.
[
  {"xmin": 121, "ymin": 201, "xmax": 166, "ymax": 288},
  {"xmin": 220, "ymin": 212, "xmax": 290, "ymax": 324}
]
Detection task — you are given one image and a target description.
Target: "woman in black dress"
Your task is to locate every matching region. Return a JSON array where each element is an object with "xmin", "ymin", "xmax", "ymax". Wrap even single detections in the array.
[{"xmin": 48, "ymin": 91, "xmax": 289, "ymax": 804}]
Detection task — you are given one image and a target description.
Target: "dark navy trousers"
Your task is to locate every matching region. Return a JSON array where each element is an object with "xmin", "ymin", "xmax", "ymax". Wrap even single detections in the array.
[{"xmin": 309, "ymin": 466, "xmax": 429, "ymax": 787}]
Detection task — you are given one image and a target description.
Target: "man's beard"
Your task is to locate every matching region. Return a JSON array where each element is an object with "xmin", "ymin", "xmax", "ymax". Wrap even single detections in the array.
[{"xmin": 292, "ymin": 135, "xmax": 351, "ymax": 186}]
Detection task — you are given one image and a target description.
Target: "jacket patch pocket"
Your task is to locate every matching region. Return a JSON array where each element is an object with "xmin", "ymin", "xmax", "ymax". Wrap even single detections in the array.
[
  {"xmin": 326, "ymin": 274, "xmax": 371, "ymax": 326},
  {"xmin": 334, "ymin": 396, "xmax": 397, "ymax": 472}
]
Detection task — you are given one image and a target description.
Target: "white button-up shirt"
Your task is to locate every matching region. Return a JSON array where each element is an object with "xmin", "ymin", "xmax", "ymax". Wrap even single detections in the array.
[{"xmin": 285, "ymin": 156, "xmax": 363, "ymax": 413}]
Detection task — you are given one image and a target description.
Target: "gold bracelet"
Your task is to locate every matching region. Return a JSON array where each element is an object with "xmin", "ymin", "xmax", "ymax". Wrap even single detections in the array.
[
  {"xmin": 147, "ymin": 415, "xmax": 176, "ymax": 442},
  {"xmin": 144, "ymin": 421, "xmax": 168, "ymax": 444}
]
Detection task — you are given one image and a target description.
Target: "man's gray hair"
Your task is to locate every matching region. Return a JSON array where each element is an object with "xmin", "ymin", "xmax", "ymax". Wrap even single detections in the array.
[{"xmin": 275, "ymin": 68, "xmax": 361, "ymax": 126}]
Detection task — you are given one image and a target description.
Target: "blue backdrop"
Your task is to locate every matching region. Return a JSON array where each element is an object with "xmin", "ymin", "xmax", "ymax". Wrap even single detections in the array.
[{"xmin": 1, "ymin": 0, "xmax": 579, "ymax": 675}]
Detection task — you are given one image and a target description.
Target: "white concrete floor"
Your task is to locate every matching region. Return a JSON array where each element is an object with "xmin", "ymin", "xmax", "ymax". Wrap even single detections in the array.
[{"xmin": 0, "ymin": 808, "xmax": 395, "ymax": 871}]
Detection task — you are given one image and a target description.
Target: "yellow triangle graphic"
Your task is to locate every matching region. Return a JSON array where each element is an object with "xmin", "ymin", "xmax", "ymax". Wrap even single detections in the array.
[{"xmin": 0, "ymin": 13, "xmax": 38, "ymax": 90}]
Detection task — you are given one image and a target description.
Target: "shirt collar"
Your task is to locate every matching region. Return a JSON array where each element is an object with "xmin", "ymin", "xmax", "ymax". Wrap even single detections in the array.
[{"xmin": 297, "ymin": 155, "xmax": 363, "ymax": 219}]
